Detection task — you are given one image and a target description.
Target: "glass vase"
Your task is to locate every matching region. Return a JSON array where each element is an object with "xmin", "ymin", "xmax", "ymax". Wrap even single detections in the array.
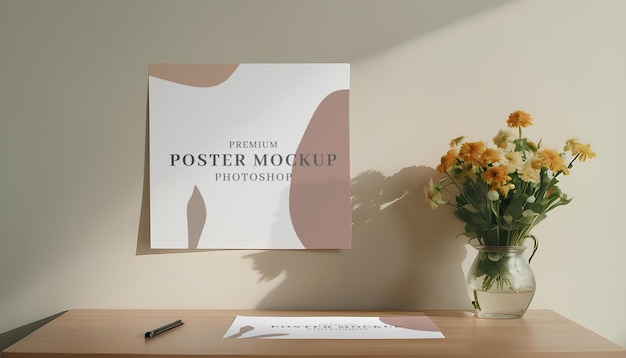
[{"xmin": 466, "ymin": 245, "xmax": 536, "ymax": 319}]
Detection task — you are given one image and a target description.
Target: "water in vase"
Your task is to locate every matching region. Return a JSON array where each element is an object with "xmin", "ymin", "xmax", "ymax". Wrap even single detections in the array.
[{"xmin": 474, "ymin": 289, "xmax": 535, "ymax": 319}]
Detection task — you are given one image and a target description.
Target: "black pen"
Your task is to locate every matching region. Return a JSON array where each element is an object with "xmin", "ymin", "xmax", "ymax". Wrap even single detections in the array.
[{"xmin": 144, "ymin": 319, "xmax": 183, "ymax": 338}]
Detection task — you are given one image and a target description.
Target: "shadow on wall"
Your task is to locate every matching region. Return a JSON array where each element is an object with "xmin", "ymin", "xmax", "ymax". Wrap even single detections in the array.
[
  {"xmin": 246, "ymin": 166, "xmax": 472, "ymax": 311},
  {"xmin": 134, "ymin": 103, "xmax": 471, "ymax": 309},
  {"xmin": 136, "ymin": 162, "xmax": 471, "ymax": 309}
]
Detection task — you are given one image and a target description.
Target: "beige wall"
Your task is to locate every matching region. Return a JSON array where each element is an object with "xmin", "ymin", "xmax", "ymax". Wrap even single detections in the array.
[{"xmin": 1, "ymin": 0, "xmax": 625, "ymax": 348}]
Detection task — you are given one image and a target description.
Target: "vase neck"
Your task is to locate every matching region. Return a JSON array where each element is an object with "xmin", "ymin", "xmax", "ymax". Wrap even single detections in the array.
[{"xmin": 471, "ymin": 245, "xmax": 527, "ymax": 254}]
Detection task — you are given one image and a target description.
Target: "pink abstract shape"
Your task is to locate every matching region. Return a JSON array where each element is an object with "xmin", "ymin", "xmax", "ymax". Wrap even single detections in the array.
[{"xmin": 289, "ymin": 90, "xmax": 351, "ymax": 249}]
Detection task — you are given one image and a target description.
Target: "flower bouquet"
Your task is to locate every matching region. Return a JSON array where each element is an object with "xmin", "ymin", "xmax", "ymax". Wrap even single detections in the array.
[{"xmin": 424, "ymin": 110, "xmax": 595, "ymax": 317}]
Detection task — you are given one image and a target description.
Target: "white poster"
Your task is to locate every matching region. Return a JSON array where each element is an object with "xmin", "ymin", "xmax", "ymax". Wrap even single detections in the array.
[
  {"xmin": 148, "ymin": 64, "xmax": 351, "ymax": 249},
  {"xmin": 224, "ymin": 315, "xmax": 445, "ymax": 339}
]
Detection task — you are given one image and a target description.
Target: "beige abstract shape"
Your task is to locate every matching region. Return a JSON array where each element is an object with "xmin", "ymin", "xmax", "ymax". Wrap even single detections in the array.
[
  {"xmin": 149, "ymin": 64, "xmax": 239, "ymax": 87},
  {"xmin": 187, "ymin": 185, "xmax": 206, "ymax": 249},
  {"xmin": 379, "ymin": 316, "xmax": 441, "ymax": 332}
]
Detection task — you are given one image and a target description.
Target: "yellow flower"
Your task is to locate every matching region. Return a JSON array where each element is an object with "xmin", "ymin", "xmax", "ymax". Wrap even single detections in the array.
[
  {"xmin": 564, "ymin": 138, "xmax": 597, "ymax": 162},
  {"xmin": 449, "ymin": 136, "xmax": 465, "ymax": 148},
  {"xmin": 498, "ymin": 182, "xmax": 515, "ymax": 197},
  {"xmin": 507, "ymin": 110, "xmax": 533, "ymax": 128},
  {"xmin": 529, "ymin": 155, "xmax": 543, "ymax": 170},
  {"xmin": 459, "ymin": 141, "xmax": 487, "ymax": 166},
  {"xmin": 493, "ymin": 129, "xmax": 514, "ymax": 149},
  {"xmin": 436, "ymin": 148, "xmax": 459, "ymax": 174},
  {"xmin": 563, "ymin": 138, "xmax": 580, "ymax": 153},
  {"xmin": 576, "ymin": 144, "xmax": 596, "ymax": 162},
  {"xmin": 537, "ymin": 148, "xmax": 570, "ymax": 175},
  {"xmin": 457, "ymin": 163, "xmax": 478, "ymax": 183},
  {"xmin": 424, "ymin": 178, "xmax": 446, "ymax": 209}
]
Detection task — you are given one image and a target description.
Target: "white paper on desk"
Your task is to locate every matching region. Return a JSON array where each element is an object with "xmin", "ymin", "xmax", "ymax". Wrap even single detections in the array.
[{"xmin": 223, "ymin": 315, "xmax": 444, "ymax": 339}]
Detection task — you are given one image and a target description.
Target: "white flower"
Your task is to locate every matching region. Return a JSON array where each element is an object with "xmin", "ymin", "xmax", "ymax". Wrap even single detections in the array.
[
  {"xmin": 504, "ymin": 151, "xmax": 524, "ymax": 174},
  {"xmin": 488, "ymin": 252, "xmax": 502, "ymax": 262},
  {"xmin": 519, "ymin": 161, "xmax": 541, "ymax": 183},
  {"xmin": 487, "ymin": 190, "xmax": 500, "ymax": 201}
]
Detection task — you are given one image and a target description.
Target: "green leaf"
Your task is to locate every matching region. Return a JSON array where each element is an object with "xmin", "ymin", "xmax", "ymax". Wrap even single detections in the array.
[
  {"xmin": 504, "ymin": 192, "xmax": 529, "ymax": 217},
  {"xmin": 518, "ymin": 215, "xmax": 537, "ymax": 225},
  {"xmin": 522, "ymin": 209, "xmax": 539, "ymax": 217}
]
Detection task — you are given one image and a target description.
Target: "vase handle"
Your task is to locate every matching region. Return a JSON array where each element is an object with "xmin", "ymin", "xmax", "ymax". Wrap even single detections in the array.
[{"xmin": 525, "ymin": 234, "xmax": 539, "ymax": 263}]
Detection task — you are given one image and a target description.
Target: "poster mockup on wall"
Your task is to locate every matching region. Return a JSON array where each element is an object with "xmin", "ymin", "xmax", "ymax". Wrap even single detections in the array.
[{"xmin": 148, "ymin": 63, "xmax": 351, "ymax": 249}]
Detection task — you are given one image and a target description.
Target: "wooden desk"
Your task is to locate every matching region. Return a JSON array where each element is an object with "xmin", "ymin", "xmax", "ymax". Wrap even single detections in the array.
[{"xmin": 3, "ymin": 309, "xmax": 625, "ymax": 357}]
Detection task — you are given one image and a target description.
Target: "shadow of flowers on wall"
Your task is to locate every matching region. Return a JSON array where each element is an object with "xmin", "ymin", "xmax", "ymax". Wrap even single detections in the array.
[{"xmin": 246, "ymin": 165, "xmax": 472, "ymax": 311}]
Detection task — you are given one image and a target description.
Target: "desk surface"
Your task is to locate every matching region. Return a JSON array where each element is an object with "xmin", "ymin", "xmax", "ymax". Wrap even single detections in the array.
[{"xmin": 3, "ymin": 309, "xmax": 625, "ymax": 358}]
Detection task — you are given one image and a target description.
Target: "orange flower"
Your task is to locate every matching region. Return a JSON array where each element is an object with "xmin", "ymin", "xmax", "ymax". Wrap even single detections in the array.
[
  {"xmin": 480, "ymin": 148, "xmax": 501, "ymax": 167},
  {"xmin": 436, "ymin": 148, "xmax": 459, "ymax": 173},
  {"xmin": 537, "ymin": 148, "xmax": 570, "ymax": 175},
  {"xmin": 459, "ymin": 141, "xmax": 487, "ymax": 166},
  {"xmin": 482, "ymin": 165, "xmax": 511, "ymax": 187},
  {"xmin": 507, "ymin": 110, "xmax": 533, "ymax": 128}
]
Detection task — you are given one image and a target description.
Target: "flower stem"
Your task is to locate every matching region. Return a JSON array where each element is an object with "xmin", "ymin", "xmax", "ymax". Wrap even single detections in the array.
[{"xmin": 472, "ymin": 290, "xmax": 481, "ymax": 310}]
